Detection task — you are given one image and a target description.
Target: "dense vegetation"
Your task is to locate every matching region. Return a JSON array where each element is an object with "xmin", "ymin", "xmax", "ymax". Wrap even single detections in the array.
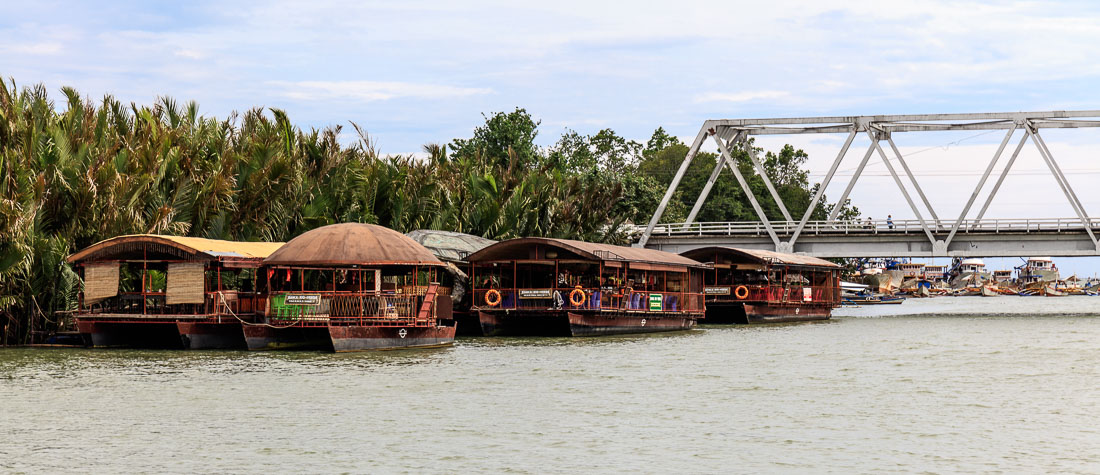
[{"xmin": 0, "ymin": 78, "xmax": 856, "ymax": 343}]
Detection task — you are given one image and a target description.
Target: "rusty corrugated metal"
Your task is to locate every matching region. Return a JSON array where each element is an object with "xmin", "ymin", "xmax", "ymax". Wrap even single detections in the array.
[
  {"xmin": 467, "ymin": 237, "xmax": 707, "ymax": 268},
  {"xmin": 264, "ymin": 223, "xmax": 444, "ymax": 267},
  {"xmin": 680, "ymin": 246, "xmax": 840, "ymax": 268}
]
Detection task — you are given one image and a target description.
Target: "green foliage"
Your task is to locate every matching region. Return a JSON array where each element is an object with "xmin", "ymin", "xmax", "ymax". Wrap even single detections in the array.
[{"xmin": 0, "ymin": 78, "xmax": 854, "ymax": 344}]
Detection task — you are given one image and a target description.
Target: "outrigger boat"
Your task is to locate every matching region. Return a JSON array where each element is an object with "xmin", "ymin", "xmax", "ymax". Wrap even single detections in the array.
[
  {"xmin": 468, "ymin": 238, "xmax": 706, "ymax": 336},
  {"xmin": 680, "ymin": 247, "xmax": 842, "ymax": 323}
]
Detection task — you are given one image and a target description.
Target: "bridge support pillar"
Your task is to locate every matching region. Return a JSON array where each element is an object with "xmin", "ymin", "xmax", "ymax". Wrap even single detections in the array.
[
  {"xmin": 933, "ymin": 240, "xmax": 948, "ymax": 256},
  {"xmin": 777, "ymin": 241, "xmax": 794, "ymax": 254}
]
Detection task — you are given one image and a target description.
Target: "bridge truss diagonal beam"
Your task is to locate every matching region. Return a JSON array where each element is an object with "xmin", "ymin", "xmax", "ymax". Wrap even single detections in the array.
[
  {"xmin": 884, "ymin": 134, "xmax": 941, "ymax": 227},
  {"xmin": 975, "ymin": 132, "xmax": 1030, "ymax": 223},
  {"xmin": 945, "ymin": 123, "xmax": 1019, "ymax": 247},
  {"xmin": 867, "ymin": 130, "xmax": 937, "ymax": 245},
  {"xmin": 1028, "ymin": 125, "xmax": 1098, "ymax": 246},
  {"xmin": 640, "ymin": 127, "xmax": 708, "ymax": 246},
  {"xmin": 740, "ymin": 137, "xmax": 793, "ymax": 222},
  {"xmin": 637, "ymin": 110, "xmax": 1100, "ymax": 254},
  {"xmin": 790, "ymin": 128, "xmax": 857, "ymax": 245},
  {"xmin": 711, "ymin": 133, "xmax": 782, "ymax": 247},
  {"xmin": 685, "ymin": 131, "xmax": 745, "ymax": 225}
]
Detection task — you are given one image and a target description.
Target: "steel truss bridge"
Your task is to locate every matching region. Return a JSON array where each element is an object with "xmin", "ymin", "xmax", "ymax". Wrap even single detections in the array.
[{"xmin": 637, "ymin": 111, "xmax": 1100, "ymax": 258}]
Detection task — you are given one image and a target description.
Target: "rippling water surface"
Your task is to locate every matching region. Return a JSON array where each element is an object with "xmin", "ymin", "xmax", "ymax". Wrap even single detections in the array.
[{"xmin": 2, "ymin": 297, "xmax": 1099, "ymax": 473}]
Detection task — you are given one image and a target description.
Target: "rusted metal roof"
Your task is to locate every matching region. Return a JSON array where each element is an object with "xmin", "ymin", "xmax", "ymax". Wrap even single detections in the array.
[
  {"xmin": 680, "ymin": 246, "xmax": 840, "ymax": 268},
  {"xmin": 67, "ymin": 234, "xmax": 284, "ymax": 263},
  {"xmin": 264, "ymin": 223, "xmax": 444, "ymax": 267},
  {"xmin": 406, "ymin": 229, "xmax": 496, "ymax": 263},
  {"xmin": 468, "ymin": 237, "xmax": 707, "ymax": 268}
]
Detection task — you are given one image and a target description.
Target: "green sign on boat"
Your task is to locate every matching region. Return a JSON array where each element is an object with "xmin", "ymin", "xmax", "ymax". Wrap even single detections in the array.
[{"xmin": 649, "ymin": 294, "xmax": 662, "ymax": 311}]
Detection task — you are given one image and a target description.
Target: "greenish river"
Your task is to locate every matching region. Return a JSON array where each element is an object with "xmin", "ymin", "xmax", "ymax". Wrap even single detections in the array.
[{"xmin": 2, "ymin": 297, "xmax": 1098, "ymax": 473}]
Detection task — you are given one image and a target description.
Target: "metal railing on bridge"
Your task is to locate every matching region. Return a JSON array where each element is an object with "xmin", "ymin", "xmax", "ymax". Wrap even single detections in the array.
[{"xmin": 642, "ymin": 217, "xmax": 1100, "ymax": 237}]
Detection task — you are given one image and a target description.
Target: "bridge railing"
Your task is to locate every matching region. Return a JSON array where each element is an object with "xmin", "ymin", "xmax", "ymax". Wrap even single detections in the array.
[{"xmin": 641, "ymin": 218, "xmax": 1100, "ymax": 237}]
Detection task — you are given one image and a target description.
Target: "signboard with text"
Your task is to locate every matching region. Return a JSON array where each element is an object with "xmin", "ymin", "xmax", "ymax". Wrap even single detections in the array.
[{"xmin": 649, "ymin": 294, "xmax": 663, "ymax": 311}]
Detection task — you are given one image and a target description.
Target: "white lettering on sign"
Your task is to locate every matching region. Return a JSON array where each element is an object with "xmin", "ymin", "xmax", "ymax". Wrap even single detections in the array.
[
  {"xmin": 284, "ymin": 294, "xmax": 321, "ymax": 306},
  {"xmin": 803, "ymin": 287, "xmax": 812, "ymax": 302},
  {"xmin": 518, "ymin": 289, "xmax": 552, "ymax": 299}
]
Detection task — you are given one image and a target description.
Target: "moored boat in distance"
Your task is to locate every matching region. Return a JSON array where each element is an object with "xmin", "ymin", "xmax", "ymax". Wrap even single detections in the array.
[
  {"xmin": 680, "ymin": 247, "xmax": 842, "ymax": 323},
  {"xmin": 247, "ymin": 223, "xmax": 456, "ymax": 352},
  {"xmin": 468, "ymin": 238, "xmax": 705, "ymax": 336}
]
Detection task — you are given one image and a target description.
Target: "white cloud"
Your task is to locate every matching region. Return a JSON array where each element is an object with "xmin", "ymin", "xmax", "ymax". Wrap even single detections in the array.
[
  {"xmin": 694, "ymin": 91, "xmax": 791, "ymax": 104},
  {"xmin": 271, "ymin": 80, "xmax": 492, "ymax": 103},
  {"xmin": 2, "ymin": 42, "xmax": 63, "ymax": 55}
]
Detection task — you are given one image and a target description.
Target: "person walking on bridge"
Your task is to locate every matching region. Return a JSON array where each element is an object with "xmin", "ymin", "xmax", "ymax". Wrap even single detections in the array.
[{"xmin": 887, "ymin": 215, "xmax": 894, "ymax": 229}]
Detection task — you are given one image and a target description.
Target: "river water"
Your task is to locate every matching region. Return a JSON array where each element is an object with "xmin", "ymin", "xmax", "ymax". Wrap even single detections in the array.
[{"xmin": 2, "ymin": 297, "xmax": 1098, "ymax": 473}]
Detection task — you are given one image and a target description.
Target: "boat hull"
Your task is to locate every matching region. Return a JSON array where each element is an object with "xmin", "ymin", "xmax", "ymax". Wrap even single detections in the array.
[
  {"xmin": 702, "ymin": 301, "xmax": 832, "ymax": 324},
  {"xmin": 478, "ymin": 310, "xmax": 696, "ymax": 337},
  {"xmin": 242, "ymin": 324, "xmax": 455, "ymax": 352},
  {"xmin": 327, "ymin": 325, "xmax": 456, "ymax": 352},
  {"xmin": 177, "ymin": 322, "xmax": 247, "ymax": 350},
  {"xmin": 77, "ymin": 320, "xmax": 186, "ymax": 349},
  {"xmin": 242, "ymin": 325, "xmax": 334, "ymax": 351}
]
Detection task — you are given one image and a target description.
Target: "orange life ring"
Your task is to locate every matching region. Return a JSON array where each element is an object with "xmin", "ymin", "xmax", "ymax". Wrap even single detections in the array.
[
  {"xmin": 569, "ymin": 288, "xmax": 586, "ymax": 306},
  {"xmin": 735, "ymin": 285, "xmax": 749, "ymax": 299},
  {"xmin": 485, "ymin": 289, "xmax": 501, "ymax": 307}
]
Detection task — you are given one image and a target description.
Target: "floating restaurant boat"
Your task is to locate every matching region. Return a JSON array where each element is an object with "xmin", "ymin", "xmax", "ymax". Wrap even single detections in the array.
[
  {"xmin": 680, "ymin": 247, "xmax": 842, "ymax": 323},
  {"xmin": 467, "ymin": 238, "xmax": 706, "ymax": 336},
  {"xmin": 67, "ymin": 235, "xmax": 284, "ymax": 349},
  {"xmin": 247, "ymin": 223, "xmax": 456, "ymax": 352}
]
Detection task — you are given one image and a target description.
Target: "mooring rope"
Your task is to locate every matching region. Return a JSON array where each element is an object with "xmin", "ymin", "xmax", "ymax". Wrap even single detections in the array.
[{"xmin": 217, "ymin": 292, "xmax": 304, "ymax": 329}]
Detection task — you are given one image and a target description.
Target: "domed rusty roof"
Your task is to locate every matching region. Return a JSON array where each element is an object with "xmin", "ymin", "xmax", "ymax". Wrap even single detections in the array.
[{"xmin": 264, "ymin": 223, "xmax": 443, "ymax": 267}]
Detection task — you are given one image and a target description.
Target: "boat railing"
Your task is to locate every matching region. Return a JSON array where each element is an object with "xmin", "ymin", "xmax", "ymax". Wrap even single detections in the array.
[
  {"xmin": 471, "ymin": 287, "xmax": 704, "ymax": 314},
  {"xmin": 265, "ymin": 291, "xmax": 430, "ymax": 327},
  {"xmin": 76, "ymin": 291, "xmax": 261, "ymax": 320},
  {"xmin": 705, "ymin": 284, "xmax": 839, "ymax": 305}
]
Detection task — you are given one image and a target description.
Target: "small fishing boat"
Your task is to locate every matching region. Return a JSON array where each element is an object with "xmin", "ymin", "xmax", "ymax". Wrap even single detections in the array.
[{"xmin": 842, "ymin": 294, "xmax": 905, "ymax": 305}]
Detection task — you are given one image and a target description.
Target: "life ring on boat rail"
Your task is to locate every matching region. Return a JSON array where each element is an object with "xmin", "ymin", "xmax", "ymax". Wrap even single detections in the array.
[
  {"xmin": 569, "ymin": 287, "xmax": 586, "ymax": 306},
  {"xmin": 734, "ymin": 285, "xmax": 750, "ymax": 299},
  {"xmin": 484, "ymin": 289, "xmax": 502, "ymax": 307}
]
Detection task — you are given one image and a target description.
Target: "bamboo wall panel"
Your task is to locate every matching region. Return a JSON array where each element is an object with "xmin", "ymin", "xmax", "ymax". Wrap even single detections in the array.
[
  {"xmin": 84, "ymin": 263, "xmax": 120, "ymax": 302},
  {"xmin": 167, "ymin": 263, "xmax": 206, "ymax": 304}
]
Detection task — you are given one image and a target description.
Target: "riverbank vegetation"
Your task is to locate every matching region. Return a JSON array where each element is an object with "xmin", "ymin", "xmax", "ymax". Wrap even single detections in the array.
[{"xmin": 0, "ymin": 78, "xmax": 857, "ymax": 343}]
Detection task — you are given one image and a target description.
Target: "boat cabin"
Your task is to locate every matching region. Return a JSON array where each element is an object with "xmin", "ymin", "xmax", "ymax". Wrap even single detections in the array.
[
  {"xmin": 1017, "ymin": 257, "xmax": 1059, "ymax": 284},
  {"xmin": 958, "ymin": 258, "xmax": 986, "ymax": 274},
  {"xmin": 679, "ymin": 247, "xmax": 841, "ymax": 324},
  {"xmin": 467, "ymin": 238, "xmax": 706, "ymax": 336},
  {"xmin": 924, "ymin": 265, "xmax": 947, "ymax": 281},
  {"xmin": 252, "ymin": 223, "xmax": 456, "ymax": 352},
  {"xmin": 66, "ymin": 234, "xmax": 284, "ymax": 349},
  {"xmin": 898, "ymin": 263, "xmax": 925, "ymax": 278},
  {"xmin": 993, "ymin": 270, "xmax": 1013, "ymax": 283}
]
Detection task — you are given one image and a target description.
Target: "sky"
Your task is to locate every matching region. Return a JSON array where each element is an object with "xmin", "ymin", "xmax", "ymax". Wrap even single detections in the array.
[{"xmin": 4, "ymin": 0, "xmax": 1100, "ymax": 274}]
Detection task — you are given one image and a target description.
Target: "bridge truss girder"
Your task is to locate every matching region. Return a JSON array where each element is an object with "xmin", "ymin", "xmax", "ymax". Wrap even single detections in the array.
[{"xmin": 639, "ymin": 111, "xmax": 1100, "ymax": 255}]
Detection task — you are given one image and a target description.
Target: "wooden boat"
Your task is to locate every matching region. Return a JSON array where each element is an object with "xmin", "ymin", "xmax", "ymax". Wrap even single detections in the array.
[
  {"xmin": 246, "ymin": 223, "xmax": 456, "ymax": 352},
  {"xmin": 680, "ymin": 247, "xmax": 842, "ymax": 323},
  {"xmin": 980, "ymin": 285, "xmax": 999, "ymax": 297},
  {"xmin": 468, "ymin": 238, "xmax": 705, "ymax": 336},
  {"xmin": 67, "ymin": 235, "xmax": 284, "ymax": 349},
  {"xmin": 842, "ymin": 295, "xmax": 905, "ymax": 305}
]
